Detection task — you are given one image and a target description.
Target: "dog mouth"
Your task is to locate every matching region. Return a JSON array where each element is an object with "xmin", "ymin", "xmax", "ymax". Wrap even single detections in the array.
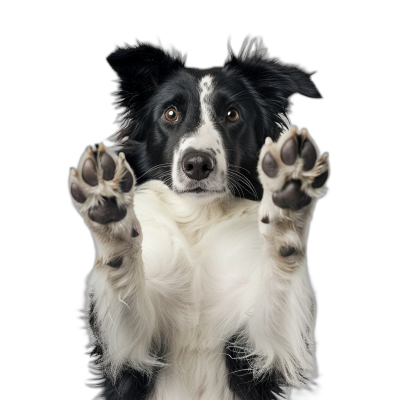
[{"xmin": 176, "ymin": 187, "xmax": 226, "ymax": 195}]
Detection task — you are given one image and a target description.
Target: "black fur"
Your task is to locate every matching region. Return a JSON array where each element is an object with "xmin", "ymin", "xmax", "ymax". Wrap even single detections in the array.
[
  {"xmin": 225, "ymin": 335, "xmax": 286, "ymax": 400},
  {"xmin": 99, "ymin": 367, "xmax": 156, "ymax": 400}
]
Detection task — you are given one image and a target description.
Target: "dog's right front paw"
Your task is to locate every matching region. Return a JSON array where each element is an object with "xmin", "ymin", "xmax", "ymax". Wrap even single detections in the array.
[{"xmin": 69, "ymin": 144, "xmax": 139, "ymax": 236}]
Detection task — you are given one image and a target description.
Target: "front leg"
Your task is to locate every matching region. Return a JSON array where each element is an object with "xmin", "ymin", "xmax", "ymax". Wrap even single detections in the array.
[
  {"xmin": 250, "ymin": 127, "xmax": 329, "ymax": 386},
  {"xmin": 69, "ymin": 145, "xmax": 159, "ymax": 392}
]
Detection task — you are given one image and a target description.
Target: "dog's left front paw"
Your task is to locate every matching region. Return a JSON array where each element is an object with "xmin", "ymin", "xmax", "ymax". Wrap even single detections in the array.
[{"xmin": 258, "ymin": 126, "xmax": 329, "ymax": 211}]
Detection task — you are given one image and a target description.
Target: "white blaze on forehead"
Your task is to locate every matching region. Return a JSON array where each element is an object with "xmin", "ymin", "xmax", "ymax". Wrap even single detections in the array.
[
  {"xmin": 171, "ymin": 75, "xmax": 228, "ymax": 193},
  {"xmin": 178, "ymin": 76, "xmax": 227, "ymax": 166}
]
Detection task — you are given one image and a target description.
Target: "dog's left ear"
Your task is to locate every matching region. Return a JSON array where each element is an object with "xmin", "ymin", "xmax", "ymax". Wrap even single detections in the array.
[
  {"xmin": 225, "ymin": 52, "xmax": 321, "ymax": 99},
  {"xmin": 224, "ymin": 46, "xmax": 321, "ymax": 139}
]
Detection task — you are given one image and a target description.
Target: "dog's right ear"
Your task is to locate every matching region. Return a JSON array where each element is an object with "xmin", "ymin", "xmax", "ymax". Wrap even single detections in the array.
[
  {"xmin": 107, "ymin": 43, "xmax": 185, "ymax": 141},
  {"xmin": 106, "ymin": 43, "xmax": 185, "ymax": 141}
]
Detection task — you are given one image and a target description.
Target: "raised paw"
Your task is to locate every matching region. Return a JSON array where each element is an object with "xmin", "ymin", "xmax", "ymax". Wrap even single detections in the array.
[
  {"xmin": 69, "ymin": 144, "xmax": 139, "ymax": 236},
  {"xmin": 258, "ymin": 126, "xmax": 329, "ymax": 211}
]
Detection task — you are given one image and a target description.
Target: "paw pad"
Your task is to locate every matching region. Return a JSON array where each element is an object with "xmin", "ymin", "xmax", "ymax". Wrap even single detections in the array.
[
  {"xmin": 88, "ymin": 197, "xmax": 127, "ymax": 224},
  {"xmin": 82, "ymin": 159, "xmax": 98, "ymax": 186},
  {"xmin": 281, "ymin": 136, "xmax": 297, "ymax": 166},
  {"xmin": 107, "ymin": 256, "xmax": 123, "ymax": 268},
  {"xmin": 312, "ymin": 170, "xmax": 328, "ymax": 189},
  {"xmin": 100, "ymin": 152, "xmax": 116, "ymax": 181},
  {"xmin": 120, "ymin": 170, "xmax": 134, "ymax": 193},
  {"xmin": 262, "ymin": 153, "xmax": 279, "ymax": 178},
  {"xmin": 272, "ymin": 180, "xmax": 312, "ymax": 210},
  {"xmin": 279, "ymin": 246, "xmax": 296, "ymax": 257},
  {"xmin": 70, "ymin": 182, "xmax": 86, "ymax": 203},
  {"xmin": 301, "ymin": 140, "xmax": 317, "ymax": 171}
]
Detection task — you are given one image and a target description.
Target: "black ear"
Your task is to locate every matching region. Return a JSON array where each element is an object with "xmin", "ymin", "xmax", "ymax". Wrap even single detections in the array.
[
  {"xmin": 224, "ymin": 39, "xmax": 321, "ymax": 139},
  {"xmin": 224, "ymin": 40, "xmax": 321, "ymax": 99},
  {"xmin": 107, "ymin": 43, "xmax": 185, "ymax": 84},
  {"xmin": 107, "ymin": 43, "xmax": 185, "ymax": 141}
]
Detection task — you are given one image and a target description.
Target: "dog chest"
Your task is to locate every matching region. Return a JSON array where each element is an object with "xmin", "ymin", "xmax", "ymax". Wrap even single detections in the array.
[{"xmin": 137, "ymin": 183, "xmax": 264, "ymax": 346}]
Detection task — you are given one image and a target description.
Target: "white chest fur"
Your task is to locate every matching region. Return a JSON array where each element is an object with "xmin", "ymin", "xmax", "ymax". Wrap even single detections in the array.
[{"xmin": 120, "ymin": 181, "xmax": 263, "ymax": 399}]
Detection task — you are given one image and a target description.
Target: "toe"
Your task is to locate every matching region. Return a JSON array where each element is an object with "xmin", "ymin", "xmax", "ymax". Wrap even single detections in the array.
[
  {"xmin": 100, "ymin": 150, "xmax": 116, "ymax": 181},
  {"xmin": 281, "ymin": 136, "xmax": 298, "ymax": 166},
  {"xmin": 70, "ymin": 182, "xmax": 87, "ymax": 203},
  {"xmin": 301, "ymin": 140, "xmax": 317, "ymax": 171},
  {"xmin": 262, "ymin": 152, "xmax": 279, "ymax": 178},
  {"xmin": 120, "ymin": 170, "xmax": 134, "ymax": 192},
  {"xmin": 82, "ymin": 158, "xmax": 98, "ymax": 186},
  {"xmin": 312, "ymin": 170, "xmax": 329, "ymax": 188}
]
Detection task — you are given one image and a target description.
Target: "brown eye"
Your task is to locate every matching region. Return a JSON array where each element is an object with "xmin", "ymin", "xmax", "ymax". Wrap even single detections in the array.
[
  {"xmin": 226, "ymin": 108, "xmax": 239, "ymax": 123},
  {"xmin": 165, "ymin": 108, "xmax": 178, "ymax": 122}
]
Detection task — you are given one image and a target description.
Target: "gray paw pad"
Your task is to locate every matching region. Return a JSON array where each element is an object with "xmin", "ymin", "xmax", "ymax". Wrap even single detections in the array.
[
  {"xmin": 312, "ymin": 170, "xmax": 329, "ymax": 189},
  {"xmin": 101, "ymin": 153, "xmax": 116, "ymax": 181},
  {"xmin": 82, "ymin": 159, "xmax": 98, "ymax": 186},
  {"xmin": 120, "ymin": 170, "xmax": 134, "ymax": 193},
  {"xmin": 107, "ymin": 256, "xmax": 123, "ymax": 268},
  {"xmin": 281, "ymin": 137, "xmax": 297, "ymax": 166},
  {"xmin": 280, "ymin": 246, "xmax": 296, "ymax": 257},
  {"xmin": 262, "ymin": 153, "xmax": 278, "ymax": 178},
  {"xmin": 88, "ymin": 197, "xmax": 127, "ymax": 224},
  {"xmin": 301, "ymin": 141, "xmax": 317, "ymax": 171},
  {"xmin": 272, "ymin": 180, "xmax": 312, "ymax": 210},
  {"xmin": 70, "ymin": 183, "xmax": 86, "ymax": 203}
]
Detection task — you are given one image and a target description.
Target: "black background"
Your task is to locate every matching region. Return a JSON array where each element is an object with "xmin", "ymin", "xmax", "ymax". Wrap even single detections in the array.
[{"xmin": 26, "ymin": 3, "xmax": 372, "ymax": 399}]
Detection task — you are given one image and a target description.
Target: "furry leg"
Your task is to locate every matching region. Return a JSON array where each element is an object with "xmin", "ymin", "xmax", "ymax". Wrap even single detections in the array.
[
  {"xmin": 69, "ymin": 145, "xmax": 161, "ymax": 391},
  {"xmin": 248, "ymin": 127, "xmax": 329, "ymax": 387}
]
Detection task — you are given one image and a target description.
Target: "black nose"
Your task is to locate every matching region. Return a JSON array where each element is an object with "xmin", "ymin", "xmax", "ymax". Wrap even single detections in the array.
[{"xmin": 182, "ymin": 152, "xmax": 214, "ymax": 181}]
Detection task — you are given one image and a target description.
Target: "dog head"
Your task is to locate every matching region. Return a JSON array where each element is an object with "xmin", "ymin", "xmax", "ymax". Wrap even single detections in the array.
[{"xmin": 107, "ymin": 39, "xmax": 321, "ymax": 201}]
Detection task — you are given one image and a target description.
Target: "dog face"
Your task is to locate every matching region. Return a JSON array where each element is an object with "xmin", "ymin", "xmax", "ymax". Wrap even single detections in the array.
[{"xmin": 107, "ymin": 40, "xmax": 321, "ymax": 201}]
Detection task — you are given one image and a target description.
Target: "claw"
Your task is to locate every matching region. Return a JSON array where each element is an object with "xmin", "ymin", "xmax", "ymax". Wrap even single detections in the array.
[
  {"xmin": 119, "ymin": 152, "xmax": 126, "ymax": 160},
  {"xmin": 300, "ymin": 128, "xmax": 308, "ymax": 138},
  {"xmin": 86, "ymin": 145, "xmax": 94, "ymax": 155},
  {"xmin": 98, "ymin": 143, "xmax": 106, "ymax": 153}
]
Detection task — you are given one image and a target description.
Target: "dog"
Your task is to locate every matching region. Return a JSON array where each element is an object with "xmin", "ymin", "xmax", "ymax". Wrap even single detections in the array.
[{"xmin": 69, "ymin": 38, "xmax": 329, "ymax": 400}]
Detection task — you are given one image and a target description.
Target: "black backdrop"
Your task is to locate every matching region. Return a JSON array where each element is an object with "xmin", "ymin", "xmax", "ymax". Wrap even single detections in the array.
[{"xmin": 33, "ymin": 7, "xmax": 368, "ymax": 399}]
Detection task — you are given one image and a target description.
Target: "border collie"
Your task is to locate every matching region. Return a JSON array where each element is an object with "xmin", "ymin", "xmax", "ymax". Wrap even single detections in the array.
[{"xmin": 69, "ymin": 38, "xmax": 329, "ymax": 400}]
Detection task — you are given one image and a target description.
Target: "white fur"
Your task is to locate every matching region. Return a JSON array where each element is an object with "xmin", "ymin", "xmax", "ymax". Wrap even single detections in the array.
[{"xmin": 71, "ymin": 128, "xmax": 329, "ymax": 399}]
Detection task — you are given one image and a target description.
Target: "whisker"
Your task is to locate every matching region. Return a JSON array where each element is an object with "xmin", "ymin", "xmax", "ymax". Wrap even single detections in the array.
[
  {"xmin": 136, "ymin": 163, "xmax": 172, "ymax": 180},
  {"xmin": 228, "ymin": 164, "xmax": 251, "ymax": 175},
  {"xmin": 228, "ymin": 176, "xmax": 244, "ymax": 198},
  {"xmin": 227, "ymin": 170, "xmax": 258, "ymax": 199}
]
